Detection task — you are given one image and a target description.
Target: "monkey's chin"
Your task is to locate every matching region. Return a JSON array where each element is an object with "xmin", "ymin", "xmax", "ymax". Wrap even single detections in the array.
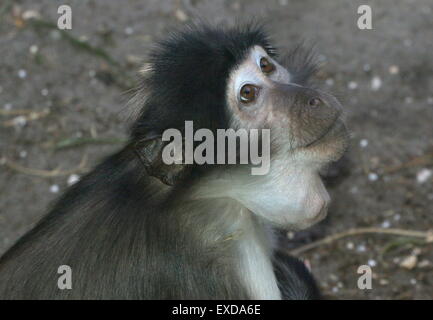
[
  {"xmin": 289, "ymin": 208, "xmax": 328, "ymax": 231},
  {"xmin": 297, "ymin": 120, "xmax": 349, "ymax": 165}
]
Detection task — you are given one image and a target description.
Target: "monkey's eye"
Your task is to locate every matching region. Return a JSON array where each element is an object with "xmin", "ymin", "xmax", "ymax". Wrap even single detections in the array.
[
  {"xmin": 259, "ymin": 57, "xmax": 275, "ymax": 74},
  {"xmin": 240, "ymin": 84, "xmax": 258, "ymax": 103}
]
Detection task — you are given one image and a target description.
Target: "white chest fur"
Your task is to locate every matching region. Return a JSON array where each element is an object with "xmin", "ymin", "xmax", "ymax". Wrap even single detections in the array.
[{"xmin": 235, "ymin": 213, "xmax": 281, "ymax": 300}]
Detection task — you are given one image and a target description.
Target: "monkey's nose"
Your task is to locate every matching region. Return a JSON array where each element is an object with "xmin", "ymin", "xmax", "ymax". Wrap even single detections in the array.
[{"xmin": 308, "ymin": 97, "xmax": 323, "ymax": 108}]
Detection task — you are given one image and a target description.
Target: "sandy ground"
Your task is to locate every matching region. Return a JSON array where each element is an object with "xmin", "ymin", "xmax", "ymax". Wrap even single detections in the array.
[{"xmin": 0, "ymin": 0, "xmax": 432, "ymax": 299}]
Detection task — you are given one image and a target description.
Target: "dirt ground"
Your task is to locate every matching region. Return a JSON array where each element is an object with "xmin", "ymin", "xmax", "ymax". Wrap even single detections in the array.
[{"xmin": 0, "ymin": 0, "xmax": 432, "ymax": 300}]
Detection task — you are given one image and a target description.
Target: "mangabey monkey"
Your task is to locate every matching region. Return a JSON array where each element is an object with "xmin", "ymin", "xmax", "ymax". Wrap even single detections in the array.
[{"xmin": 0, "ymin": 24, "xmax": 348, "ymax": 299}]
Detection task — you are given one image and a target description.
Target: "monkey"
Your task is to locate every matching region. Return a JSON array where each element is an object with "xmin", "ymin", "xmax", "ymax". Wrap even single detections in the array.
[{"xmin": 0, "ymin": 23, "xmax": 348, "ymax": 300}]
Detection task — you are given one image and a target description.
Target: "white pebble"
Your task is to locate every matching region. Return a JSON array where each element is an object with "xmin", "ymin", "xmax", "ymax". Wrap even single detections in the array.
[
  {"xmin": 381, "ymin": 220, "xmax": 391, "ymax": 228},
  {"xmin": 29, "ymin": 45, "xmax": 39, "ymax": 54},
  {"xmin": 416, "ymin": 168, "xmax": 432, "ymax": 184},
  {"xmin": 88, "ymin": 70, "xmax": 96, "ymax": 78},
  {"xmin": 371, "ymin": 76, "xmax": 382, "ymax": 91},
  {"xmin": 393, "ymin": 213, "xmax": 401, "ymax": 221},
  {"xmin": 357, "ymin": 244, "xmax": 367, "ymax": 252},
  {"xmin": 279, "ymin": 0, "xmax": 289, "ymax": 6},
  {"xmin": 4, "ymin": 103, "xmax": 12, "ymax": 110},
  {"xmin": 346, "ymin": 242, "xmax": 354, "ymax": 250},
  {"xmin": 124, "ymin": 27, "xmax": 134, "ymax": 35},
  {"xmin": 325, "ymin": 78, "xmax": 334, "ymax": 86},
  {"xmin": 19, "ymin": 150, "xmax": 27, "ymax": 158},
  {"xmin": 427, "ymin": 97, "xmax": 433, "ymax": 104},
  {"xmin": 368, "ymin": 259, "xmax": 377, "ymax": 267},
  {"xmin": 331, "ymin": 286, "xmax": 339, "ymax": 293},
  {"xmin": 67, "ymin": 174, "xmax": 80, "ymax": 186},
  {"xmin": 12, "ymin": 116, "xmax": 27, "ymax": 127},
  {"xmin": 50, "ymin": 184, "xmax": 60, "ymax": 193},
  {"xmin": 368, "ymin": 172, "xmax": 378, "ymax": 181},
  {"xmin": 410, "ymin": 278, "xmax": 417, "ymax": 285},
  {"xmin": 388, "ymin": 65, "xmax": 399, "ymax": 75},
  {"xmin": 348, "ymin": 81, "xmax": 358, "ymax": 90},
  {"xmin": 41, "ymin": 88, "xmax": 49, "ymax": 96},
  {"xmin": 175, "ymin": 9, "xmax": 188, "ymax": 22},
  {"xmin": 18, "ymin": 69, "xmax": 27, "ymax": 79},
  {"xmin": 360, "ymin": 139, "xmax": 369, "ymax": 148}
]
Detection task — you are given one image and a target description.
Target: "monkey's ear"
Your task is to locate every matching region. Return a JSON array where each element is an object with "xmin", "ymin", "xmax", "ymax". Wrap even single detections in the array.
[{"xmin": 134, "ymin": 136, "xmax": 191, "ymax": 186}]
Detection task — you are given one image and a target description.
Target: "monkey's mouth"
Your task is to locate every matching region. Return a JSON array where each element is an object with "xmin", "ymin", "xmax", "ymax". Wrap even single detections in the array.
[{"xmin": 303, "ymin": 119, "xmax": 347, "ymax": 149}]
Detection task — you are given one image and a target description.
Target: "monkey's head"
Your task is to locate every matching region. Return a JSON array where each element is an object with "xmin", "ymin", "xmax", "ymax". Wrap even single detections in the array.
[{"xmin": 132, "ymin": 24, "xmax": 349, "ymax": 230}]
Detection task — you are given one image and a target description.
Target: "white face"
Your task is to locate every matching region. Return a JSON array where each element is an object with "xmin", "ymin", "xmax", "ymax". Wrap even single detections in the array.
[{"xmin": 212, "ymin": 46, "xmax": 349, "ymax": 230}]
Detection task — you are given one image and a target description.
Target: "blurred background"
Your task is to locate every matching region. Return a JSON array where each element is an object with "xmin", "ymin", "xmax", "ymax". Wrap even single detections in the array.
[{"xmin": 0, "ymin": 0, "xmax": 432, "ymax": 299}]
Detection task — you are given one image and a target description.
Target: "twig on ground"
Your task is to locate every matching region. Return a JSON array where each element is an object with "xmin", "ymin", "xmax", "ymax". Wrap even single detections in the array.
[
  {"xmin": 289, "ymin": 227, "xmax": 432, "ymax": 256},
  {"xmin": 384, "ymin": 152, "xmax": 433, "ymax": 174},
  {"xmin": 0, "ymin": 109, "xmax": 42, "ymax": 116},
  {"xmin": 2, "ymin": 109, "xmax": 50, "ymax": 127},
  {"xmin": 2, "ymin": 155, "xmax": 88, "ymax": 177},
  {"xmin": 53, "ymin": 136, "xmax": 127, "ymax": 150}
]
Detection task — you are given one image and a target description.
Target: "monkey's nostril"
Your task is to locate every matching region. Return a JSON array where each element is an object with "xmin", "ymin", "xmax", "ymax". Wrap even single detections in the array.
[{"xmin": 308, "ymin": 97, "xmax": 322, "ymax": 107}]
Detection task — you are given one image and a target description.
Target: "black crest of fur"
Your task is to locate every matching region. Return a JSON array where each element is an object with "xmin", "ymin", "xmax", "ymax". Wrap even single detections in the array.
[{"xmin": 131, "ymin": 23, "xmax": 275, "ymax": 140}]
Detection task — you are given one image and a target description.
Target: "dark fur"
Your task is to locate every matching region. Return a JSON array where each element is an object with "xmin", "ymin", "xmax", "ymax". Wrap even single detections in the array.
[{"xmin": 0, "ymin": 23, "xmax": 320, "ymax": 299}]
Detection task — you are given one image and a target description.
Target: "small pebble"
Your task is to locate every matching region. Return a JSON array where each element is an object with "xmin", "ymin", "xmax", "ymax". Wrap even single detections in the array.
[
  {"xmin": 418, "ymin": 260, "xmax": 431, "ymax": 268},
  {"xmin": 346, "ymin": 242, "xmax": 354, "ymax": 250},
  {"xmin": 368, "ymin": 259, "xmax": 377, "ymax": 267},
  {"xmin": 368, "ymin": 172, "xmax": 378, "ymax": 181},
  {"xmin": 371, "ymin": 76, "xmax": 382, "ymax": 91},
  {"xmin": 325, "ymin": 78, "xmax": 334, "ymax": 86},
  {"xmin": 363, "ymin": 63, "xmax": 371, "ymax": 72},
  {"xmin": 4, "ymin": 103, "xmax": 12, "ymax": 110},
  {"xmin": 410, "ymin": 278, "xmax": 417, "ymax": 285},
  {"xmin": 41, "ymin": 88, "xmax": 49, "ymax": 96},
  {"xmin": 29, "ymin": 45, "xmax": 39, "ymax": 54},
  {"xmin": 22, "ymin": 10, "xmax": 41, "ymax": 20},
  {"xmin": 357, "ymin": 244, "xmax": 367, "ymax": 252},
  {"xmin": 88, "ymin": 70, "xmax": 96, "ymax": 78},
  {"xmin": 124, "ymin": 27, "xmax": 134, "ymax": 35},
  {"xmin": 67, "ymin": 174, "xmax": 80, "ymax": 186},
  {"xmin": 360, "ymin": 139, "xmax": 369, "ymax": 148},
  {"xmin": 393, "ymin": 213, "xmax": 401, "ymax": 221},
  {"xmin": 50, "ymin": 184, "xmax": 60, "ymax": 193},
  {"xmin": 381, "ymin": 220, "xmax": 391, "ymax": 228},
  {"xmin": 379, "ymin": 279, "xmax": 389, "ymax": 285},
  {"xmin": 347, "ymin": 81, "xmax": 358, "ymax": 90},
  {"xmin": 400, "ymin": 255, "xmax": 417, "ymax": 270},
  {"xmin": 12, "ymin": 116, "xmax": 27, "ymax": 127},
  {"xmin": 416, "ymin": 168, "xmax": 432, "ymax": 184},
  {"xmin": 279, "ymin": 0, "xmax": 289, "ymax": 6},
  {"xmin": 427, "ymin": 97, "xmax": 433, "ymax": 104},
  {"xmin": 175, "ymin": 9, "xmax": 188, "ymax": 22},
  {"xmin": 388, "ymin": 65, "xmax": 399, "ymax": 75},
  {"xmin": 405, "ymin": 96, "xmax": 413, "ymax": 104},
  {"xmin": 18, "ymin": 69, "xmax": 27, "ymax": 79},
  {"xmin": 19, "ymin": 150, "xmax": 27, "ymax": 158}
]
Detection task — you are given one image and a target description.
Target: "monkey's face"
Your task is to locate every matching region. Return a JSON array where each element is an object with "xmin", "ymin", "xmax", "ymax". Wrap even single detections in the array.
[{"xmin": 223, "ymin": 46, "xmax": 349, "ymax": 230}]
